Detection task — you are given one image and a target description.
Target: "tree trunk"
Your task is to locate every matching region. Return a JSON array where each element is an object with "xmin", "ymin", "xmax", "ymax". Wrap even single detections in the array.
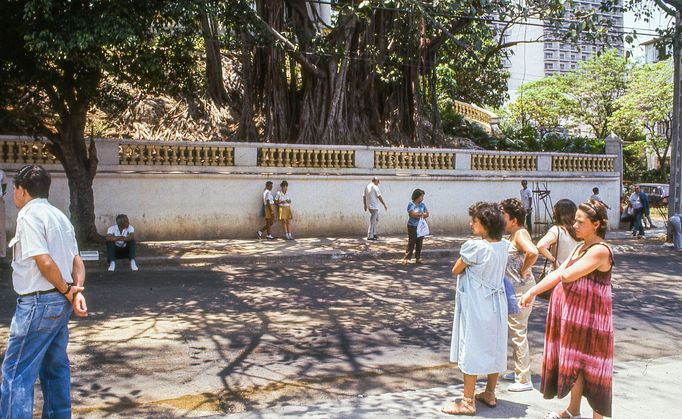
[
  {"xmin": 200, "ymin": 5, "xmax": 228, "ymax": 105},
  {"xmin": 50, "ymin": 101, "xmax": 100, "ymax": 245}
]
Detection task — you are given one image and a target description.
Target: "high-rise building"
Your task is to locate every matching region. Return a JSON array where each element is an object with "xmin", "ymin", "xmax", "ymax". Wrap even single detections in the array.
[{"xmin": 504, "ymin": 0, "xmax": 624, "ymax": 99}]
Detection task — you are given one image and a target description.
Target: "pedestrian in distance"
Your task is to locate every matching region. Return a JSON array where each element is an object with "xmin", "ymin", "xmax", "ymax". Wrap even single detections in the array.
[
  {"xmin": 589, "ymin": 187, "xmax": 610, "ymax": 210},
  {"xmin": 519, "ymin": 180, "xmax": 533, "ymax": 234},
  {"xmin": 628, "ymin": 185, "xmax": 645, "ymax": 237},
  {"xmin": 363, "ymin": 177, "xmax": 388, "ymax": 240},
  {"xmin": 442, "ymin": 202, "xmax": 508, "ymax": 416},
  {"xmin": 275, "ymin": 180, "xmax": 294, "ymax": 240},
  {"xmin": 106, "ymin": 214, "xmax": 138, "ymax": 272},
  {"xmin": 520, "ymin": 199, "xmax": 614, "ymax": 419},
  {"xmin": 0, "ymin": 165, "xmax": 88, "ymax": 418},
  {"xmin": 536, "ymin": 199, "xmax": 581, "ymax": 272},
  {"xmin": 669, "ymin": 212, "xmax": 682, "ymax": 251},
  {"xmin": 257, "ymin": 181, "xmax": 275, "ymax": 240},
  {"xmin": 401, "ymin": 188, "xmax": 428, "ymax": 265},
  {"xmin": 500, "ymin": 198, "xmax": 538, "ymax": 392}
]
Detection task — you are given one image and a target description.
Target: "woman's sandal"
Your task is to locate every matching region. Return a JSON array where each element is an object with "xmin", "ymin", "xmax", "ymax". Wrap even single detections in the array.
[
  {"xmin": 441, "ymin": 397, "xmax": 476, "ymax": 416},
  {"xmin": 474, "ymin": 390, "xmax": 497, "ymax": 408},
  {"xmin": 543, "ymin": 409, "xmax": 580, "ymax": 419}
]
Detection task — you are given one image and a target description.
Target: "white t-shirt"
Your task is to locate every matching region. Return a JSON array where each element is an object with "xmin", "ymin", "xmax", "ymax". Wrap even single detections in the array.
[
  {"xmin": 9, "ymin": 198, "xmax": 79, "ymax": 295},
  {"xmin": 629, "ymin": 192, "xmax": 642, "ymax": 209},
  {"xmin": 275, "ymin": 191, "xmax": 291, "ymax": 207},
  {"xmin": 363, "ymin": 183, "xmax": 382, "ymax": 210},
  {"xmin": 547, "ymin": 226, "xmax": 580, "ymax": 265},
  {"xmin": 262, "ymin": 189, "xmax": 274, "ymax": 205},
  {"xmin": 107, "ymin": 225, "xmax": 135, "ymax": 248},
  {"xmin": 520, "ymin": 187, "xmax": 532, "ymax": 211}
]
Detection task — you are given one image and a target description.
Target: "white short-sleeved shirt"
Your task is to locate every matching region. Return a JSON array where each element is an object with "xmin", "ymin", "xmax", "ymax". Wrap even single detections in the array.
[
  {"xmin": 520, "ymin": 187, "xmax": 532, "ymax": 210},
  {"xmin": 107, "ymin": 224, "xmax": 135, "ymax": 248},
  {"xmin": 629, "ymin": 192, "xmax": 643, "ymax": 209},
  {"xmin": 363, "ymin": 183, "xmax": 382, "ymax": 210},
  {"xmin": 263, "ymin": 189, "xmax": 274, "ymax": 205},
  {"xmin": 9, "ymin": 198, "xmax": 79, "ymax": 295},
  {"xmin": 275, "ymin": 191, "xmax": 291, "ymax": 207}
]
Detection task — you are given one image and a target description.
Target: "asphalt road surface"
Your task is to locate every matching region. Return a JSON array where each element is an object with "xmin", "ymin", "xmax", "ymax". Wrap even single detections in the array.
[{"xmin": 1, "ymin": 250, "xmax": 681, "ymax": 417}]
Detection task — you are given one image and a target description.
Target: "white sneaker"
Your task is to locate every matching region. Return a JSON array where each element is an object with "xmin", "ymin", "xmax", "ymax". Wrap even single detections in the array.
[
  {"xmin": 130, "ymin": 260, "xmax": 139, "ymax": 271},
  {"xmin": 508, "ymin": 381, "xmax": 534, "ymax": 392},
  {"xmin": 502, "ymin": 372, "xmax": 515, "ymax": 381},
  {"xmin": 266, "ymin": 235, "xmax": 274, "ymax": 240},
  {"xmin": 256, "ymin": 230, "xmax": 263, "ymax": 239},
  {"xmin": 108, "ymin": 261, "xmax": 116, "ymax": 272}
]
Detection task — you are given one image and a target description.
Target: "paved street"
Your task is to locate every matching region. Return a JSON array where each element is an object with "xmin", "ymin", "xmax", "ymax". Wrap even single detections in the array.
[{"xmin": 0, "ymin": 234, "xmax": 681, "ymax": 418}]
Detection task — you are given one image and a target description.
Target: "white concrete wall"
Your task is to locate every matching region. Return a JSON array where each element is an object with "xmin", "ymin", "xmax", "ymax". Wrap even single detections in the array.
[{"xmin": 1, "ymin": 171, "xmax": 621, "ymax": 240}]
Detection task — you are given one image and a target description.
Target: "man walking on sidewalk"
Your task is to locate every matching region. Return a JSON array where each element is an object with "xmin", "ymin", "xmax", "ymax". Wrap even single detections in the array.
[
  {"xmin": 0, "ymin": 165, "xmax": 88, "ymax": 418},
  {"xmin": 520, "ymin": 180, "xmax": 533, "ymax": 234},
  {"xmin": 363, "ymin": 177, "xmax": 388, "ymax": 240}
]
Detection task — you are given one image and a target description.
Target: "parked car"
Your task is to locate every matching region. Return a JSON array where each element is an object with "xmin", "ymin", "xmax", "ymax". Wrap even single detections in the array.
[{"xmin": 638, "ymin": 183, "xmax": 669, "ymax": 207}]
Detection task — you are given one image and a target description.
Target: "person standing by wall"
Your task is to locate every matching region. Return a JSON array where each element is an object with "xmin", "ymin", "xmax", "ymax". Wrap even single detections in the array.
[
  {"xmin": 520, "ymin": 180, "xmax": 533, "ymax": 234},
  {"xmin": 363, "ymin": 177, "xmax": 388, "ymax": 240},
  {"xmin": 442, "ymin": 202, "xmax": 508, "ymax": 415},
  {"xmin": 275, "ymin": 180, "xmax": 294, "ymax": 240},
  {"xmin": 0, "ymin": 165, "xmax": 88, "ymax": 418},
  {"xmin": 500, "ymin": 198, "xmax": 539, "ymax": 393},
  {"xmin": 520, "ymin": 200, "xmax": 614, "ymax": 419},
  {"xmin": 590, "ymin": 187, "xmax": 610, "ymax": 210},
  {"xmin": 401, "ymin": 189, "xmax": 428, "ymax": 265},
  {"xmin": 629, "ymin": 185, "xmax": 645, "ymax": 237},
  {"xmin": 0, "ymin": 168, "xmax": 7, "ymax": 260},
  {"xmin": 257, "ymin": 181, "xmax": 275, "ymax": 240}
]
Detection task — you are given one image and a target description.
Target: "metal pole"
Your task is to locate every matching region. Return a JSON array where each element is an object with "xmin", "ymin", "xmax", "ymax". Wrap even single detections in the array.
[{"xmin": 669, "ymin": 11, "xmax": 682, "ymax": 217}]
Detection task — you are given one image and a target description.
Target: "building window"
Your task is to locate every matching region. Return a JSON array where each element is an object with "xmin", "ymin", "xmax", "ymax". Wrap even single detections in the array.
[
  {"xmin": 545, "ymin": 42, "xmax": 554, "ymax": 48},
  {"xmin": 571, "ymin": 54, "xmax": 576, "ymax": 60},
  {"xmin": 560, "ymin": 64, "xmax": 565, "ymax": 69},
  {"xmin": 545, "ymin": 63, "xmax": 554, "ymax": 69},
  {"xmin": 545, "ymin": 53, "xmax": 553, "ymax": 58},
  {"xmin": 560, "ymin": 54, "xmax": 565, "ymax": 59},
  {"xmin": 571, "ymin": 64, "xmax": 576, "ymax": 69}
]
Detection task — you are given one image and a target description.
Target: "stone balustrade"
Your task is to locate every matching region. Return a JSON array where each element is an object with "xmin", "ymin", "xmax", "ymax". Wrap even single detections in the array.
[
  {"xmin": 471, "ymin": 153, "xmax": 537, "ymax": 171},
  {"xmin": 0, "ymin": 136, "xmax": 616, "ymax": 176},
  {"xmin": 0, "ymin": 139, "xmax": 58, "ymax": 165},
  {"xmin": 453, "ymin": 101, "xmax": 499, "ymax": 132},
  {"xmin": 374, "ymin": 150, "xmax": 454, "ymax": 170},
  {"xmin": 258, "ymin": 147, "xmax": 354, "ymax": 168},
  {"xmin": 552, "ymin": 155, "xmax": 614, "ymax": 172},
  {"xmin": 119, "ymin": 141, "xmax": 234, "ymax": 166}
]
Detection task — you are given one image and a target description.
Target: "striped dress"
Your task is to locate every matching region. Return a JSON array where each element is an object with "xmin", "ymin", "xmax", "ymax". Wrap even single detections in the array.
[{"xmin": 541, "ymin": 242, "xmax": 614, "ymax": 417}]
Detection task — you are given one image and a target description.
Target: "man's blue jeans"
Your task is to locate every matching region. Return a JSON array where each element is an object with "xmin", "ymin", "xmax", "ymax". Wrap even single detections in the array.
[{"xmin": 1, "ymin": 292, "xmax": 72, "ymax": 419}]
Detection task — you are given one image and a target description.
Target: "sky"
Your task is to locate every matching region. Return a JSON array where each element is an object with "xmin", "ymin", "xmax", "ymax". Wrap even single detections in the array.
[{"xmin": 624, "ymin": 4, "xmax": 671, "ymax": 61}]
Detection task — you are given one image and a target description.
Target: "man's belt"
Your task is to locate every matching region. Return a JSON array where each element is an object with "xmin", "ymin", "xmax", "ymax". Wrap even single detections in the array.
[{"xmin": 19, "ymin": 288, "xmax": 59, "ymax": 297}]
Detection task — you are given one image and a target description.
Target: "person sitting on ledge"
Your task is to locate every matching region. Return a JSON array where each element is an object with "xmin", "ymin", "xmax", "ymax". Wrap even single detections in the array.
[{"xmin": 106, "ymin": 214, "xmax": 138, "ymax": 271}]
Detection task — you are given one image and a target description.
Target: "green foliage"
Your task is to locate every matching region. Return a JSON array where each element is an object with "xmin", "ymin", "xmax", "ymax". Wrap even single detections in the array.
[{"xmin": 507, "ymin": 76, "xmax": 574, "ymax": 135}]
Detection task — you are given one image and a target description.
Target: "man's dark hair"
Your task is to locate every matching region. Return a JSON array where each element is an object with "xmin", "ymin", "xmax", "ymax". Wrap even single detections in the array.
[
  {"xmin": 469, "ymin": 202, "xmax": 506, "ymax": 240},
  {"xmin": 116, "ymin": 214, "xmax": 129, "ymax": 224},
  {"xmin": 265, "ymin": 181, "xmax": 273, "ymax": 187},
  {"xmin": 593, "ymin": 187, "xmax": 599, "ymax": 194},
  {"xmin": 411, "ymin": 188, "xmax": 425, "ymax": 201},
  {"xmin": 500, "ymin": 198, "xmax": 526, "ymax": 226},
  {"xmin": 13, "ymin": 165, "xmax": 50, "ymax": 198}
]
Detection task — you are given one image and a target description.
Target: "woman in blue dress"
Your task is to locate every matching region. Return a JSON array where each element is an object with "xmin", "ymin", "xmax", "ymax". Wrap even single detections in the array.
[{"xmin": 442, "ymin": 202, "xmax": 509, "ymax": 415}]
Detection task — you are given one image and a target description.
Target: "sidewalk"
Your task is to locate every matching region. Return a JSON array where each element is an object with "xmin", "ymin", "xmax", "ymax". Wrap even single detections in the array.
[
  {"xmin": 120, "ymin": 225, "xmax": 672, "ymax": 267},
  {"xmin": 216, "ymin": 355, "xmax": 681, "ymax": 419}
]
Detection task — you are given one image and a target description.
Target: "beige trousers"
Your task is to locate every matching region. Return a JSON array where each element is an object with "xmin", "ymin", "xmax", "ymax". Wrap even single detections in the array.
[{"xmin": 508, "ymin": 280, "xmax": 534, "ymax": 384}]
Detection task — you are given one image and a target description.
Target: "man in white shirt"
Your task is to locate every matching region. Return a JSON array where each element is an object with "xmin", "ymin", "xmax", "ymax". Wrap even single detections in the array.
[
  {"xmin": 363, "ymin": 177, "xmax": 388, "ymax": 240},
  {"xmin": 257, "ymin": 181, "xmax": 276, "ymax": 240},
  {"xmin": 590, "ymin": 187, "xmax": 610, "ymax": 209},
  {"xmin": 519, "ymin": 180, "xmax": 533, "ymax": 234},
  {"xmin": 106, "ymin": 214, "xmax": 138, "ymax": 271},
  {"xmin": 0, "ymin": 168, "xmax": 7, "ymax": 258},
  {"xmin": 629, "ymin": 185, "xmax": 645, "ymax": 237},
  {"xmin": 1, "ymin": 165, "xmax": 87, "ymax": 418}
]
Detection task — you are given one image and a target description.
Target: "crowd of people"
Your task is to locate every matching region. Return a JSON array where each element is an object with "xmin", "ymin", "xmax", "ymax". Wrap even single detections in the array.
[
  {"xmin": 443, "ymin": 196, "xmax": 614, "ymax": 418},
  {"xmin": 0, "ymin": 165, "xmax": 677, "ymax": 418}
]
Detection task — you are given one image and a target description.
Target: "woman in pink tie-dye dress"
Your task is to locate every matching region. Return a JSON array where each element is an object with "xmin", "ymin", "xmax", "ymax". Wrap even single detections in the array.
[{"xmin": 521, "ymin": 200, "xmax": 613, "ymax": 419}]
